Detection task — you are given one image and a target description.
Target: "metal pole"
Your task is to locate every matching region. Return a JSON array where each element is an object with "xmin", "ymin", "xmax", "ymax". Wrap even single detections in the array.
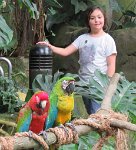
[
  {"xmin": 0, "ymin": 57, "xmax": 12, "ymax": 79},
  {"xmin": 0, "ymin": 66, "xmax": 4, "ymax": 77}
]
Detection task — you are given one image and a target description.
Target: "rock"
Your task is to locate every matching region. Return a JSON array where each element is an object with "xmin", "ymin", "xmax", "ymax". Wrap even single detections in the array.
[{"xmin": 111, "ymin": 28, "xmax": 136, "ymax": 81}]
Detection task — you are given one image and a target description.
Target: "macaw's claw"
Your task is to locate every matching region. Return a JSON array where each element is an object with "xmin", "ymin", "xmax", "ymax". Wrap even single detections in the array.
[
  {"xmin": 28, "ymin": 130, "xmax": 33, "ymax": 138},
  {"xmin": 58, "ymin": 124, "xmax": 69, "ymax": 135},
  {"xmin": 38, "ymin": 130, "xmax": 47, "ymax": 140},
  {"xmin": 65, "ymin": 122, "xmax": 77, "ymax": 134}
]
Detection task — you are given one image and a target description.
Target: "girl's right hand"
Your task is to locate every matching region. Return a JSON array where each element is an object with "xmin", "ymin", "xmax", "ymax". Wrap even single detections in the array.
[
  {"xmin": 36, "ymin": 41, "xmax": 49, "ymax": 46},
  {"xmin": 36, "ymin": 41, "xmax": 52, "ymax": 49}
]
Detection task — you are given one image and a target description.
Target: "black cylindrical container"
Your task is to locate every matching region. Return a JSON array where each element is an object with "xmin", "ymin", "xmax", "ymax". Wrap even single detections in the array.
[{"xmin": 29, "ymin": 44, "xmax": 52, "ymax": 89}]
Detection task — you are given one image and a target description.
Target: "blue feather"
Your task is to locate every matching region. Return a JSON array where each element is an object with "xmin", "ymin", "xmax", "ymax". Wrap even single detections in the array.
[{"xmin": 17, "ymin": 106, "xmax": 32, "ymax": 132}]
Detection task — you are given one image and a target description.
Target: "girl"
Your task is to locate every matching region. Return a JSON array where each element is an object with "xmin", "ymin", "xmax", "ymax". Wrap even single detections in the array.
[{"xmin": 37, "ymin": 5, "xmax": 117, "ymax": 114}]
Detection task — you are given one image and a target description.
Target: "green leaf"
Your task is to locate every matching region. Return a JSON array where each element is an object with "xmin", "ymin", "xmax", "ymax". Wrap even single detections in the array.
[
  {"xmin": 75, "ymin": 70, "xmax": 136, "ymax": 122},
  {"xmin": 123, "ymin": 10, "xmax": 136, "ymax": 17},
  {"xmin": 25, "ymin": 89, "xmax": 33, "ymax": 102},
  {"xmin": 46, "ymin": 12, "xmax": 69, "ymax": 30},
  {"xmin": 112, "ymin": 77, "xmax": 136, "ymax": 115},
  {"xmin": 59, "ymin": 143, "xmax": 78, "ymax": 150},
  {"xmin": 110, "ymin": 0, "xmax": 122, "ymax": 12},
  {"xmin": 32, "ymin": 71, "xmax": 64, "ymax": 95},
  {"xmin": 0, "ymin": 15, "xmax": 13, "ymax": 48},
  {"xmin": 94, "ymin": 70, "xmax": 110, "ymax": 87},
  {"xmin": 112, "ymin": 20, "xmax": 122, "ymax": 26},
  {"xmin": 123, "ymin": 22, "xmax": 136, "ymax": 28},
  {"xmin": 129, "ymin": 111, "xmax": 136, "ymax": 124},
  {"xmin": 75, "ymin": 70, "xmax": 110, "ymax": 101},
  {"xmin": 71, "ymin": 0, "xmax": 88, "ymax": 14},
  {"xmin": 18, "ymin": 0, "xmax": 39, "ymax": 19},
  {"xmin": 0, "ymin": 76, "xmax": 23, "ymax": 113},
  {"xmin": 51, "ymin": 71, "xmax": 64, "ymax": 87},
  {"xmin": 46, "ymin": 0, "xmax": 62, "ymax": 8}
]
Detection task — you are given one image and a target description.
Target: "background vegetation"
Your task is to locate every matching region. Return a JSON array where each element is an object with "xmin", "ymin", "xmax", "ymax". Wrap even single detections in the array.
[
  {"xmin": 0, "ymin": 0, "xmax": 136, "ymax": 57},
  {"xmin": 0, "ymin": 0, "xmax": 136, "ymax": 149}
]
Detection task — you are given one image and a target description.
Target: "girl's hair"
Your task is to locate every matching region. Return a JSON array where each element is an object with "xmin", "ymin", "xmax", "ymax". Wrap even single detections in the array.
[{"xmin": 86, "ymin": 5, "xmax": 107, "ymax": 32}]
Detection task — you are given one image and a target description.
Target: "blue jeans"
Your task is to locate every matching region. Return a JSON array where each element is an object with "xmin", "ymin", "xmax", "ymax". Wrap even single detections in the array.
[{"xmin": 82, "ymin": 96, "xmax": 101, "ymax": 114}]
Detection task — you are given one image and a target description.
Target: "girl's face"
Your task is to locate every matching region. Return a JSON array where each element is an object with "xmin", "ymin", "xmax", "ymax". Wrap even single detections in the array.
[{"xmin": 89, "ymin": 8, "xmax": 105, "ymax": 32}]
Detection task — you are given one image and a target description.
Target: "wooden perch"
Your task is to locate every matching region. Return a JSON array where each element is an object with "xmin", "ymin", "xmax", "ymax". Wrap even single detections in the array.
[
  {"xmin": 1, "ymin": 118, "xmax": 136, "ymax": 150},
  {"xmin": 0, "ymin": 120, "xmax": 17, "ymax": 127},
  {"xmin": 100, "ymin": 73, "xmax": 120, "ymax": 110},
  {"xmin": 1, "ymin": 73, "xmax": 136, "ymax": 150},
  {"xmin": 110, "ymin": 119, "xmax": 136, "ymax": 131}
]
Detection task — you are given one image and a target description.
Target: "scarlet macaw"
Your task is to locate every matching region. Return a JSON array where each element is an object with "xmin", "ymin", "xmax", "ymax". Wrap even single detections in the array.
[{"xmin": 16, "ymin": 91, "xmax": 50, "ymax": 134}]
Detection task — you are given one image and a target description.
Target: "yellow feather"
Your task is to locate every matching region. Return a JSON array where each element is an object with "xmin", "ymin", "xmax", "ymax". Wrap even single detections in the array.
[{"xmin": 56, "ymin": 95, "xmax": 74, "ymax": 125}]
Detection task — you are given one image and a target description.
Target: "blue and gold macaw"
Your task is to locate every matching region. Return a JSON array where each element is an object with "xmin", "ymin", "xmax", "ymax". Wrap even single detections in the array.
[{"xmin": 46, "ymin": 76, "xmax": 75, "ymax": 129}]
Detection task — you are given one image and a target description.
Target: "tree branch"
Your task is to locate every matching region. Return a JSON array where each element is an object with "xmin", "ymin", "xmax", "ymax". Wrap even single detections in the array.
[
  {"xmin": 1, "ymin": 118, "xmax": 136, "ymax": 150},
  {"xmin": 110, "ymin": 119, "xmax": 136, "ymax": 131},
  {"xmin": 100, "ymin": 73, "xmax": 121, "ymax": 110}
]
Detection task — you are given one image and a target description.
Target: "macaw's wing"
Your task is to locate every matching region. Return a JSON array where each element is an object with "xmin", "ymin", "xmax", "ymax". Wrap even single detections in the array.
[
  {"xmin": 16, "ymin": 104, "xmax": 32, "ymax": 132},
  {"xmin": 45, "ymin": 93, "xmax": 58, "ymax": 129}
]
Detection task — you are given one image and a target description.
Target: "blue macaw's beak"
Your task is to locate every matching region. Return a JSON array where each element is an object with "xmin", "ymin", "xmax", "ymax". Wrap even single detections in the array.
[{"xmin": 65, "ymin": 81, "xmax": 75, "ymax": 95}]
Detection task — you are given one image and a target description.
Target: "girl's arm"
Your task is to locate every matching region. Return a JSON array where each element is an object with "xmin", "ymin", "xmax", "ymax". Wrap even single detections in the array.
[
  {"xmin": 106, "ymin": 54, "xmax": 117, "ymax": 77},
  {"xmin": 37, "ymin": 41, "xmax": 77, "ymax": 56}
]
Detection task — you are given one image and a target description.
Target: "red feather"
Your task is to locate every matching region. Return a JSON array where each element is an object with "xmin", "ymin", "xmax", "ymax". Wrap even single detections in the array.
[{"xmin": 29, "ymin": 91, "xmax": 50, "ymax": 134}]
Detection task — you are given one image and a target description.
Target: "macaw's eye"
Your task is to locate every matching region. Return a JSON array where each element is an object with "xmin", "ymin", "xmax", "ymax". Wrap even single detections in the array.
[
  {"xmin": 62, "ymin": 80, "xmax": 75, "ymax": 95},
  {"xmin": 62, "ymin": 80, "xmax": 68, "ymax": 90},
  {"xmin": 36, "ymin": 103, "xmax": 41, "ymax": 108}
]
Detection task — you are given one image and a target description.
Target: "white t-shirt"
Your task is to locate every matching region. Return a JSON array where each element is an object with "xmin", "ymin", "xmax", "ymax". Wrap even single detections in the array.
[{"xmin": 72, "ymin": 33, "xmax": 117, "ymax": 83}]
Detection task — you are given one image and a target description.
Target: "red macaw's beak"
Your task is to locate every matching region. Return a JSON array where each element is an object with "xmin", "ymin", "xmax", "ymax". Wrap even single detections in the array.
[
  {"xmin": 39, "ymin": 101, "xmax": 47, "ymax": 110},
  {"xmin": 35, "ymin": 96, "xmax": 48, "ymax": 111},
  {"xmin": 62, "ymin": 80, "xmax": 75, "ymax": 95}
]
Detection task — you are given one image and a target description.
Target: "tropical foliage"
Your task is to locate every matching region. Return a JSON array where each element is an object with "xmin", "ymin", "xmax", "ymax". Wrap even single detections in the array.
[
  {"xmin": 17, "ymin": 0, "xmax": 39, "ymax": 19},
  {"xmin": 75, "ymin": 70, "xmax": 136, "ymax": 118},
  {"xmin": 0, "ymin": 0, "xmax": 13, "ymax": 52},
  {"xmin": 0, "ymin": 76, "xmax": 23, "ymax": 113},
  {"xmin": 0, "ymin": 15, "xmax": 13, "ymax": 50},
  {"xmin": 32, "ymin": 71, "xmax": 64, "ymax": 95},
  {"xmin": 45, "ymin": 0, "xmax": 136, "ymax": 31},
  {"xmin": 0, "ymin": 0, "xmax": 136, "ymax": 55},
  {"xmin": 31, "ymin": 71, "xmax": 78, "ymax": 96},
  {"xmin": 0, "ymin": 0, "xmax": 136, "ymax": 148}
]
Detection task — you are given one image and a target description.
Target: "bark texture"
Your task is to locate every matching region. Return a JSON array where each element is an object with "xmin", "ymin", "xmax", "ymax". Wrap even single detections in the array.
[{"xmin": 13, "ymin": 0, "xmax": 46, "ymax": 56}]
